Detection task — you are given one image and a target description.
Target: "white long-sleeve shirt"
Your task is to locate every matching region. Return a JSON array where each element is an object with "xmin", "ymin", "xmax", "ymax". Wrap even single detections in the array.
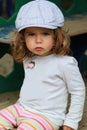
[{"xmin": 19, "ymin": 54, "xmax": 85, "ymax": 130}]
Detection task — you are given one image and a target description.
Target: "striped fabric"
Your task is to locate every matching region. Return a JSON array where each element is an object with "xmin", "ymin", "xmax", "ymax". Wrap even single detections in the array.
[{"xmin": 0, "ymin": 103, "xmax": 58, "ymax": 130}]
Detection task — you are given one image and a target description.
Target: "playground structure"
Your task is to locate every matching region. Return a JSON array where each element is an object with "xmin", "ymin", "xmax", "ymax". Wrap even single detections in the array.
[{"xmin": 0, "ymin": 0, "xmax": 87, "ymax": 93}]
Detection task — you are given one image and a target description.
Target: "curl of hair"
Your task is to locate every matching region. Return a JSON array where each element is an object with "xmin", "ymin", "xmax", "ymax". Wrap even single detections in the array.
[
  {"xmin": 53, "ymin": 27, "xmax": 72, "ymax": 55},
  {"xmin": 12, "ymin": 30, "xmax": 31, "ymax": 62},
  {"xmin": 12, "ymin": 28, "xmax": 72, "ymax": 63}
]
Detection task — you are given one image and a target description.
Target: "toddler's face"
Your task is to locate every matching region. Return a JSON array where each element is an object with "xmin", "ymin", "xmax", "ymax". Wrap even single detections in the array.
[{"xmin": 24, "ymin": 27, "xmax": 54, "ymax": 56}]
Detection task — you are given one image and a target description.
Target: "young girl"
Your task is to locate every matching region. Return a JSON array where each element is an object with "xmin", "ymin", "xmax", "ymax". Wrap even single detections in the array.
[{"xmin": 0, "ymin": 0, "xmax": 85, "ymax": 130}]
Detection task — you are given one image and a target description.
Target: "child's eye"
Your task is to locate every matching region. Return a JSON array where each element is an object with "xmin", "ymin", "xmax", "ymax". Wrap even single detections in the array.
[
  {"xmin": 28, "ymin": 33, "xmax": 35, "ymax": 36},
  {"xmin": 25, "ymin": 31, "xmax": 35, "ymax": 36},
  {"xmin": 42, "ymin": 32, "xmax": 50, "ymax": 36}
]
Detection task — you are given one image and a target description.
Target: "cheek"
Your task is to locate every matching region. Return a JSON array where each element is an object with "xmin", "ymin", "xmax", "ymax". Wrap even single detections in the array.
[
  {"xmin": 25, "ymin": 38, "xmax": 32, "ymax": 47},
  {"xmin": 47, "ymin": 40, "xmax": 54, "ymax": 49},
  {"xmin": 25, "ymin": 41, "xmax": 31, "ymax": 50},
  {"xmin": 48, "ymin": 43, "xmax": 53, "ymax": 49}
]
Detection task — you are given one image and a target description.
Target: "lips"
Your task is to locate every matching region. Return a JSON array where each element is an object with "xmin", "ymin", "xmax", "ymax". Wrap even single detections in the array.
[{"xmin": 35, "ymin": 47, "xmax": 43, "ymax": 51}]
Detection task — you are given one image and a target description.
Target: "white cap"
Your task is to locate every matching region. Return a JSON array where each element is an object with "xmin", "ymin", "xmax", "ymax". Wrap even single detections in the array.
[{"xmin": 15, "ymin": 0, "xmax": 64, "ymax": 31}]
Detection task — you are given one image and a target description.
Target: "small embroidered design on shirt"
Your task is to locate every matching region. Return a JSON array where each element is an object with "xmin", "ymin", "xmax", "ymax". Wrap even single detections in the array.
[{"xmin": 25, "ymin": 61, "xmax": 35, "ymax": 69}]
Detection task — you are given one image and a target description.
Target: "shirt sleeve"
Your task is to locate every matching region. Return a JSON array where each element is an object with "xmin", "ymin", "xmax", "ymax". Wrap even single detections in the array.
[{"xmin": 61, "ymin": 56, "xmax": 85, "ymax": 130}]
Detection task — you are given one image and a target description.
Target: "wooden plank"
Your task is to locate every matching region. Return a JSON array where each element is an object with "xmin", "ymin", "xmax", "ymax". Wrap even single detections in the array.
[{"xmin": 64, "ymin": 14, "xmax": 87, "ymax": 36}]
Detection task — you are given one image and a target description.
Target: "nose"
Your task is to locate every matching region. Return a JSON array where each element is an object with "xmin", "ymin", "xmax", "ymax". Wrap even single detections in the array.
[{"xmin": 35, "ymin": 35, "xmax": 42, "ymax": 43}]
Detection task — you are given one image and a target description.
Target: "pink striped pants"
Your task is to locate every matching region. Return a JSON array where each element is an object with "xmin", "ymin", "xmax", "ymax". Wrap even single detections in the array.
[{"xmin": 0, "ymin": 103, "xmax": 59, "ymax": 130}]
